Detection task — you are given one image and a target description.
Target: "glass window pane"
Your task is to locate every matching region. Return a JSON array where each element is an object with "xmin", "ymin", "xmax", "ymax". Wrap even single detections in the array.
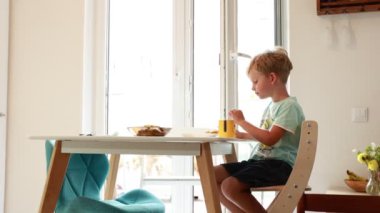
[
  {"xmin": 237, "ymin": 0, "xmax": 275, "ymax": 160},
  {"xmin": 108, "ymin": 0, "xmax": 173, "ymax": 134},
  {"xmin": 193, "ymin": 0, "xmax": 220, "ymax": 130},
  {"xmin": 108, "ymin": 0, "xmax": 174, "ymax": 209}
]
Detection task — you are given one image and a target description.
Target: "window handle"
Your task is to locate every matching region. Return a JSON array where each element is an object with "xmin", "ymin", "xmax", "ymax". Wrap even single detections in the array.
[
  {"xmin": 0, "ymin": 113, "xmax": 5, "ymax": 117},
  {"xmin": 229, "ymin": 52, "xmax": 252, "ymax": 60}
]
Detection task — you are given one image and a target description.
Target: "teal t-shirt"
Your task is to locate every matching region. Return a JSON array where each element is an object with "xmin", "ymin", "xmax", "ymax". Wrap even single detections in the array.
[{"xmin": 249, "ymin": 97, "xmax": 305, "ymax": 167}]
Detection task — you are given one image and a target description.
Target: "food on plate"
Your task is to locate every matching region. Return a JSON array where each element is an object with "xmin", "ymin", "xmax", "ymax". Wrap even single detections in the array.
[
  {"xmin": 136, "ymin": 125, "xmax": 168, "ymax": 136},
  {"xmin": 206, "ymin": 130, "xmax": 218, "ymax": 134}
]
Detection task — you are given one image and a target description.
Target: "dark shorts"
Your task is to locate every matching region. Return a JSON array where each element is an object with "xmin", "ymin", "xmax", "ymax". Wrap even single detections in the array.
[{"xmin": 221, "ymin": 159, "xmax": 292, "ymax": 187}]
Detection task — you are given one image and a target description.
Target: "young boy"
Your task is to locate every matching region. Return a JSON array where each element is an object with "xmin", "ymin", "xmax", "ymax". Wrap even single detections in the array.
[{"xmin": 214, "ymin": 47, "xmax": 305, "ymax": 213}]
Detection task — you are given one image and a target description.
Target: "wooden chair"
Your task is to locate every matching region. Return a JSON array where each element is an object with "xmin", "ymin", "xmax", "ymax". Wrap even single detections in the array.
[{"xmin": 230, "ymin": 120, "xmax": 318, "ymax": 213}]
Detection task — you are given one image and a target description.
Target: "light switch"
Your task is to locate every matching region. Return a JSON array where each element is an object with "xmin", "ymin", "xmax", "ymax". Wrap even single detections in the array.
[{"xmin": 352, "ymin": 107, "xmax": 368, "ymax": 123}]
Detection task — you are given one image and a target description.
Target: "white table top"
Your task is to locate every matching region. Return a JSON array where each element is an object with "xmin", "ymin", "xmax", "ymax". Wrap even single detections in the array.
[
  {"xmin": 30, "ymin": 135, "xmax": 244, "ymax": 155},
  {"xmin": 30, "ymin": 135, "xmax": 238, "ymax": 143}
]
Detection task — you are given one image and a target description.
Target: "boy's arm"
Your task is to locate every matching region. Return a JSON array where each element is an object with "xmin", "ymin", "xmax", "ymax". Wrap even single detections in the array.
[
  {"xmin": 229, "ymin": 109, "xmax": 286, "ymax": 146},
  {"xmin": 237, "ymin": 120, "xmax": 286, "ymax": 146},
  {"xmin": 235, "ymin": 131, "xmax": 255, "ymax": 139}
]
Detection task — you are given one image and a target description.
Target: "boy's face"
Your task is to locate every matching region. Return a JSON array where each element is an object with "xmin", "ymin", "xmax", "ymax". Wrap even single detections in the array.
[{"xmin": 248, "ymin": 68, "xmax": 273, "ymax": 99}]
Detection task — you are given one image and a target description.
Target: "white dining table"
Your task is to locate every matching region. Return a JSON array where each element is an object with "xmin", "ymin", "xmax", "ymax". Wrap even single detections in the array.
[{"xmin": 31, "ymin": 135, "xmax": 241, "ymax": 213}]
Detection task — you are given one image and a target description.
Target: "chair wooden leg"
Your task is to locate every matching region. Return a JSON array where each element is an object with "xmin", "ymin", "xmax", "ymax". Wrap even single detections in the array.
[{"xmin": 104, "ymin": 154, "xmax": 120, "ymax": 200}]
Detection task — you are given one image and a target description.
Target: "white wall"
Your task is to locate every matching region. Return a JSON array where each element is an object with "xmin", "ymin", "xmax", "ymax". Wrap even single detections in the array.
[
  {"xmin": 289, "ymin": 1, "xmax": 380, "ymax": 193},
  {"xmin": 5, "ymin": 0, "xmax": 380, "ymax": 212},
  {"xmin": 0, "ymin": 0, "xmax": 9, "ymax": 211},
  {"xmin": 6, "ymin": 0, "xmax": 84, "ymax": 212}
]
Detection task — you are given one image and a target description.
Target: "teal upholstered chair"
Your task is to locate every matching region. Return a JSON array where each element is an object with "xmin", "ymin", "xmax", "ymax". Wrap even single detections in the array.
[{"xmin": 45, "ymin": 140, "xmax": 165, "ymax": 213}]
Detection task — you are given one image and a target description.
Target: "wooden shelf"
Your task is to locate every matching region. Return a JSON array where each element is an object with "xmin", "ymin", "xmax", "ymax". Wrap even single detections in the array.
[{"xmin": 317, "ymin": 0, "xmax": 380, "ymax": 15}]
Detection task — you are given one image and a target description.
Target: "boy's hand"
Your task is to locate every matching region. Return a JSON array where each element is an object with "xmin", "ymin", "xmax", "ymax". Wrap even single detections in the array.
[{"xmin": 228, "ymin": 109, "xmax": 245, "ymax": 125}]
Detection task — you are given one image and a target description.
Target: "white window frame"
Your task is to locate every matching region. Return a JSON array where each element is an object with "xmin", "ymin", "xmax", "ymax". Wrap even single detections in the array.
[
  {"xmin": 221, "ymin": 0, "xmax": 238, "ymax": 118},
  {"xmin": 173, "ymin": 0, "xmax": 194, "ymax": 128},
  {"xmin": 171, "ymin": 1, "xmax": 195, "ymax": 211},
  {"xmin": 0, "ymin": 0, "xmax": 9, "ymax": 211},
  {"xmin": 82, "ymin": 0, "xmax": 108, "ymax": 136}
]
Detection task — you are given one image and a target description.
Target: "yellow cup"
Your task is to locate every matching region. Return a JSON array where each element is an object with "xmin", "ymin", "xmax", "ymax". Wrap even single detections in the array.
[{"xmin": 218, "ymin": 120, "xmax": 236, "ymax": 138}]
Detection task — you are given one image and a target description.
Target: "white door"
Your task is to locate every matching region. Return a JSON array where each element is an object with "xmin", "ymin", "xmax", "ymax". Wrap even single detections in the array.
[{"xmin": 0, "ymin": 0, "xmax": 9, "ymax": 212}]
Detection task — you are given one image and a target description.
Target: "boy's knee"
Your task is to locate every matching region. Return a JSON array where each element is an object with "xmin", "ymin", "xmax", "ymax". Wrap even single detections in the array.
[
  {"xmin": 220, "ymin": 177, "xmax": 239, "ymax": 196},
  {"xmin": 221, "ymin": 177, "xmax": 251, "ymax": 200}
]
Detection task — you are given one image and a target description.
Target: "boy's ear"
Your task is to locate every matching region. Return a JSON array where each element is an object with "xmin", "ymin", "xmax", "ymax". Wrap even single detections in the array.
[{"xmin": 269, "ymin": 72, "xmax": 277, "ymax": 84}]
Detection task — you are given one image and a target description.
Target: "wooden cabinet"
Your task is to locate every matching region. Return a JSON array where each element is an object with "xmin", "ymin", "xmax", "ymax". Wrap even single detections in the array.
[{"xmin": 317, "ymin": 0, "xmax": 380, "ymax": 15}]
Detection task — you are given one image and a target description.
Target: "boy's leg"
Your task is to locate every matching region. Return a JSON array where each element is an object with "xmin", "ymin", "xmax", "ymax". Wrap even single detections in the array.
[
  {"xmin": 221, "ymin": 176, "xmax": 266, "ymax": 213},
  {"xmin": 215, "ymin": 165, "xmax": 246, "ymax": 213}
]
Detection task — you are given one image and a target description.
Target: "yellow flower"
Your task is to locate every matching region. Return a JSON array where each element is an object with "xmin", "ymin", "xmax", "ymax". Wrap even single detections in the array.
[
  {"xmin": 368, "ymin": 160, "xmax": 379, "ymax": 171},
  {"xmin": 354, "ymin": 143, "xmax": 380, "ymax": 172},
  {"xmin": 357, "ymin": 153, "xmax": 368, "ymax": 164}
]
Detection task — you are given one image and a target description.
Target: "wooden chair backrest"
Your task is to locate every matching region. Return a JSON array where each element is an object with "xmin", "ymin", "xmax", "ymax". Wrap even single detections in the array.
[{"xmin": 265, "ymin": 120, "xmax": 318, "ymax": 213}]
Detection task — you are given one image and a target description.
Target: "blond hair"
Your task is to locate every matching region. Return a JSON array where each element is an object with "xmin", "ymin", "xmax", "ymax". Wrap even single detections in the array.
[{"xmin": 248, "ymin": 47, "xmax": 293, "ymax": 84}]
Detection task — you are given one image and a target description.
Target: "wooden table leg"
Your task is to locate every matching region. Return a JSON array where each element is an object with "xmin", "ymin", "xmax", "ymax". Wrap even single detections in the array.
[
  {"xmin": 39, "ymin": 140, "xmax": 70, "ymax": 213},
  {"xmin": 196, "ymin": 142, "xmax": 222, "ymax": 213},
  {"xmin": 104, "ymin": 154, "xmax": 120, "ymax": 200},
  {"xmin": 223, "ymin": 143, "xmax": 237, "ymax": 163}
]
